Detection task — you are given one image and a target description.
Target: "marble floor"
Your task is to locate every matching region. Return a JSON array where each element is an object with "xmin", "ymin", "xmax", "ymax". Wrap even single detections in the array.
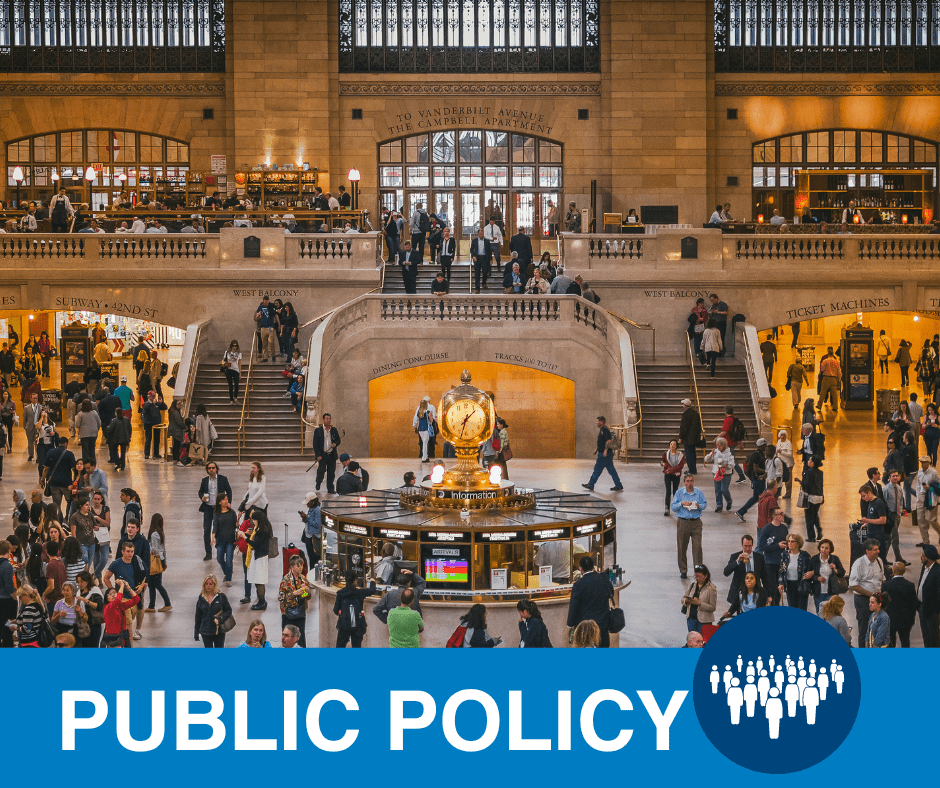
[{"xmin": 2, "ymin": 336, "xmax": 930, "ymax": 648}]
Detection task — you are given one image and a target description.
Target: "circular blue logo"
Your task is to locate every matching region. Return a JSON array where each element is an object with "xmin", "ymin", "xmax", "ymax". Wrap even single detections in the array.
[{"xmin": 693, "ymin": 607, "xmax": 860, "ymax": 773}]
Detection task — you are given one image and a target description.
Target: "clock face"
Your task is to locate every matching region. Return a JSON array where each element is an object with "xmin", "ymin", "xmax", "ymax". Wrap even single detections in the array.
[{"xmin": 443, "ymin": 399, "xmax": 488, "ymax": 443}]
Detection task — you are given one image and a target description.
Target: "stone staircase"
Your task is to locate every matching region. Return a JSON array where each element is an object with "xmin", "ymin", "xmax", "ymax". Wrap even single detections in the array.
[
  {"xmin": 635, "ymin": 360, "xmax": 759, "ymax": 463},
  {"xmin": 383, "ymin": 261, "xmax": 474, "ymax": 295},
  {"xmin": 189, "ymin": 361, "xmax": 304, "ymax": 463}
]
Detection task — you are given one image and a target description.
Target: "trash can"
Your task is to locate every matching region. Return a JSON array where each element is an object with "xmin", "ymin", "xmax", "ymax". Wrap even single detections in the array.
[
  {"xmin": 876, "ymin": 388, "xmax": 900, "ymax": 423},
  {"xmin": 42, "ymin": 389, "xmax": 63, "ymax": 424}
]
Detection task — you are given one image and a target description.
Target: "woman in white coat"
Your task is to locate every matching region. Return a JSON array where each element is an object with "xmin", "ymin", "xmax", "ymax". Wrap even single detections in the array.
[
  {"xmin": 704, "ymin": 437, "xmax": 735, "ymax": 512},
  {"xmin": 243, "ymin": 461, "xmax": 268, "ymax": 515},
  {"xmin": 700, "ymin": 319, "xmax": 723, "ymax": 378},
  {"xmin": 775, "ymin": 429, "xmax": 795, "ymax": 498},
  {"xmin": 412, "ymin": 396, "xmax": 437, "ymax": 463}
]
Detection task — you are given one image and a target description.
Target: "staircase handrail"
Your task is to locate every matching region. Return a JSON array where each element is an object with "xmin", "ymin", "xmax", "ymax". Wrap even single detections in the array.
[
  {"xmin": 175, "ymin": 318, "xmax": 212, "ymax": 416},
  {"xmin": 685, "ymin": 333, "xmax": 703, "ymax": 434},
  {"xmin": 236, "ymin": 332, "xmax": 257, "ymax": 466},
  {"xmin": 610, "ymin": 323, "xmax": 642, "ymax": 462},
  {"xmin": 735, "ymin": 322, "xmax": 773, "ymax": 441},
  {"xmin": 605, "ymin": 308, "xmax": 656, "ymax": 360}
]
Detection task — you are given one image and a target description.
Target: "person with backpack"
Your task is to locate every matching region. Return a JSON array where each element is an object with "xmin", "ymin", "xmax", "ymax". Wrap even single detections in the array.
[
  {"xmin": 720, "ymin": 406, "xmax": 748, "ymax": 484},
  {"xmin": 409, "ymin": 202, "xmax": 431, "ymax": 259},
  {"xmin": 735, "ymin": 439, "xmax": 769, "ymax": 523},
  {"xmin": 332, "ymin": 570, "xmax": 379, "ymax": 648},
  {"xmin": 49, "ymin": 186, "xmax": 74, "ymax": 233},
  {"xmin": 459, "ymin": 603, "xmax": 501, "ymax": 647},
  {"xmin": 517, "ymin": 599, "xmax": 551, "ymax": 648},
  {"xmin": 140, "ymin": 391, "xmax": 164, "ymax": 460}
]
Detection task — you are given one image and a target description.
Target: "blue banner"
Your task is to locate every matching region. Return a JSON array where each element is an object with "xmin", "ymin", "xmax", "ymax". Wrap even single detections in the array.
[{"xmin": 5, "ymin": 609, "xmax": 930, "ymax": 780}]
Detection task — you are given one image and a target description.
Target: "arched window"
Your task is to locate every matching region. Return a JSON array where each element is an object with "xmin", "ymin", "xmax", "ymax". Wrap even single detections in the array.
[
  {"xmin": 339, "ymin": 0, "xmax": 599, "ymax": 72},
  {"xmin": 378, "ymin": 131, "xmax": 563, "ymax": 238},
  {"xmin": 0, "ymin": 0, "xmax": 224, "ymax": 71},
  {"xmin": 716, "ymin": 0, "xmax": 940, "ymax": 72},
  {"xmin": 751, "ymin": 129, "xmax": 938, "ymax": 222},
  {"xmin": 6, "ymin": 129, "xmax": 190, "ymax": 209}
]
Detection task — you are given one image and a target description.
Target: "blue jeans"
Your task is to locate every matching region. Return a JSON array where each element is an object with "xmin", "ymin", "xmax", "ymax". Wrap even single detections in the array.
[
  {"xmin": 714, "ymin": 475, "xmax": 732, "ymax": 509},
  {"xmin": 217, "ymin": 541, "xmax": 235, "ymax": 582},
  {"xmin": 93, "ymin": 543, "xmax": 110, "ymax": 578},
  {"xmin": 814, "ymin": 592, "xmax": 831, "ymax": 614},
  {"xmin": 686, "ymin": 618, "xmax": 702, "ymax": 633},
  {"xmin": 738, "ymin": 477, "xmax": 766, "ymax": 515},
  {"xmin": 80, "ymin": 543, "xmax": 96, "ymax": 571},
  {"xmin": 587, "ymin": 451, "xmax": 622, "ymax": 488}
]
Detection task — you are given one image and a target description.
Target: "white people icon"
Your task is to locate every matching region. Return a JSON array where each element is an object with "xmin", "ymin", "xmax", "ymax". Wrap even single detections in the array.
[{"xmin": 711, "ymin": 655, "xmax": 846, "ymax": 740}]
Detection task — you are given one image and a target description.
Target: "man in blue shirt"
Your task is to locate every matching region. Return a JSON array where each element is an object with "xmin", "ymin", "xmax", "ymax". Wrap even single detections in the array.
[
  {"xmin": 582, "ymin": 416, "xmax": 623, "ymax": 492},
  {"xmin": 671, "ymin": 473, "xmax": 708, "ymax": 579}
]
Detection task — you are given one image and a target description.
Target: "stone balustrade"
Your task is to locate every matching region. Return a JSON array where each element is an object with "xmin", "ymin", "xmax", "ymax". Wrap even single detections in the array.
[
  {"xmin": 559, "ymin": 229, "xmax": 940, "ymax": 271},
  {"xmin": 0, "ymin": 228, "xmax": 383, "ymax": 270}
]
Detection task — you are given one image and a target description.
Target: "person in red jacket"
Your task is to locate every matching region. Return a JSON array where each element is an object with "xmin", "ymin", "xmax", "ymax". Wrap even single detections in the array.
[
  {"xmin": 720, "ymin": 406, "xmax": 747, "ymax": 483},
  {"xmin": 101, "ymin": 579, "xmax": 139, "ymax": 648}
]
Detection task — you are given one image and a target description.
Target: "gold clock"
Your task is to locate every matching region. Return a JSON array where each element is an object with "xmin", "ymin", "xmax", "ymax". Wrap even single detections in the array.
[{"xmin": 438, "ymin": 370, "xmax": 495, "ymax": 449}]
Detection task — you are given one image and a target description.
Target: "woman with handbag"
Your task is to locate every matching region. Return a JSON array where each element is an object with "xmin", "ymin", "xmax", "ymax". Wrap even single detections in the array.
[
  {"xmin": 237, "ymin": 508, "xmax": 271, "ymax": 611},
  {"xmin": 660, "ymin": 440, "xmax": 686, "ymax": 516},
  {"xmin": 0, "ymin": 389, "xmax": 16, "ymax": 452},
  {"xmin": 704, "ymin": 437, "xmax": 735, "ymax": 512},
  {"xmin": 777, "ymin": 534, "xmax": 813, "ymax": 610},
  {"xmin": 222, "ymin": 340, "xmax": 242, "ymax": 404},
  {"xmin": 194, "ymin": 404, "xmax": 218, "ymax": 461},
  {"xmin": 680, "ymin": 564, "xmax": 716, "ymax": 634},
  {"xmin": 687, "ymin": 297, "xmax": 708, "ymax": 359},
  {"xmin": 76, "ymin": 571, "xmax": 104, "ymax": 648},
  {"xmin": 809, "ymin": 538, "xmax": 846, "ymax": 614},
  {"xmin": 167, "ymin": 400, "xmax": 186, "ymax": 462},
  {"xmin": 35, "ymin": 409, "xmax": 55, "ymax": 475},
  {"xmin": 37, "ymin": 331, "xmax": 52, "ymax": 378},
  {"xmin": 413, "ymin": 396, "xmax": 437, "ymax": 463},
  {"xmin": 916, "ymin": 341, "xmax": 936, "ymax": 399},
  {"xmin": 194, "ymin": 574, "xmax": 232, "ymax": 648},
  {"xmin": 799, "ymin": 455, "xmax": 825, "ymax": 542},
  {"xmin": 923, "ymin": 403, "xmax": 940, "ymax": 466},
  {"xmin": 144, "ymin": 514, "xmax": 172, "ymax": 613},
  {"xmin": 775, "ymin": 429, "xmax": 795, "ymax": 498},
  {"xmin": 279, "ymin": 554, "xmax": 315, "ymax": 647},
  {"xmin": 492, "ymin": 417, "xmax": 511, "ymax": 480},
  {"xmin": 243, "ymin": 462, "xmax": 268, "ymax": 517},
  {"xmin": 700, "ymin": 319, "xmax": 723, "ymax": 378}
]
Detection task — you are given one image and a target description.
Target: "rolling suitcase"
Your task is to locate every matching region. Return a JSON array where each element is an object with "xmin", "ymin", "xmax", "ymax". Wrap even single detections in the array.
[{"xmin": 282, "ymin": 523, "xmax": 308, "ymax": 576}]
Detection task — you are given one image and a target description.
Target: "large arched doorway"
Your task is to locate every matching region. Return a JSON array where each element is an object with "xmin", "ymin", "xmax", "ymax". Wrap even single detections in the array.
[{"xmin": 378, "ymin": 131, "xmax": 563, "ymax": 240}]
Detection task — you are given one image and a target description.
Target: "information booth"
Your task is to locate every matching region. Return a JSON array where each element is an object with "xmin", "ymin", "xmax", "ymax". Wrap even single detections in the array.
[{"xmin": 313, "ymin": 370, "xmax": 626, "ymax": 648}]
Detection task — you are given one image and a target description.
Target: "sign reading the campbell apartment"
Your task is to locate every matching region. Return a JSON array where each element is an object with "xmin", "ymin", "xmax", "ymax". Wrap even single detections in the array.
[{"xmin": 387, "ymin": 106, "xmax": 554, "ymax": 136}]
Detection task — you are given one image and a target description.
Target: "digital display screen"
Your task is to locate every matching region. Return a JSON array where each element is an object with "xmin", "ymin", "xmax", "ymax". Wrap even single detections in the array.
[{"xmin": 425, "ymin": 558, "xmax": 469, "ymax": 583}]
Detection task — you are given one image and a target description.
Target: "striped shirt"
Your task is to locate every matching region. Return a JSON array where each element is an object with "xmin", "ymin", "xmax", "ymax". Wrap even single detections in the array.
[{"xmin": 16, "ymin": 602, "xmax": 45, "ymax": 645}]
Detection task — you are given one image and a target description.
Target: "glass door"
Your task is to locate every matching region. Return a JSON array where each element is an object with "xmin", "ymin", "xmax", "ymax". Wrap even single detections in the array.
[
  {"xmin": 460, "ymin": 192, "xmax": 482, "ymax": 257},
  {"xmin": 484, "ymin": 190, "xmax": 508, "ymax": 237},
  {"xmin": 515, "ymin": 192, "xmax": 537, "ymax": 236},
  {"xmin": 434, "ymin": 191, "xmax": 455, "ymax": 232}
]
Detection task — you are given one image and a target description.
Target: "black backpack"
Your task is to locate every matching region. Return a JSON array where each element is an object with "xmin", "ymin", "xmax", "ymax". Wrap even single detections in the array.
[
  {"xmin": 419, "ymin": 211, "xmax": 431, "ymax": 234},
  {"xmin": 728, "ymin": 416, "xmax": 747, "ymax": 443}
]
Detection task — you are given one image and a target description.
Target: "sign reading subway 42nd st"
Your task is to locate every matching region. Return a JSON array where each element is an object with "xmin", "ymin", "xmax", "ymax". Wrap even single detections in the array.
[{"xmin": 54, "ymin": 295, "xmax": 158, "ymax": 319}]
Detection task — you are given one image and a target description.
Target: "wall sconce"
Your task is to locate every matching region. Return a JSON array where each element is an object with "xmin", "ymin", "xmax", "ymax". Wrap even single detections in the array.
[
  {"xmin": 757, "ymin": 214, "xmax": 764, "ymax": 224},
  {"xmin": 902, "ymin": 214, "xmax": 909, "ymax": 224},
  {"xmin": 84, "ymin": 165, "xmax": 96, "ymax": 182}
]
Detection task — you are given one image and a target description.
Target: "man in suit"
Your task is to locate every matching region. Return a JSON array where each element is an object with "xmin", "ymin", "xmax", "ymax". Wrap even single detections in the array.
[
  {"xmin": 723, "ymin": 534, "xmax": 766, "ymax": 604},
  {"xmin": 23, "ymin": 391, "xmax": 41, "ymax": 461},
  {"xmin": 917, "ymin": 543, "xmax": 940, "ymax": 647},
  {"xmin": 197, "ymin": 461, "xmax": 233, "ymax": 561},
  {"xmin": 469, "ymin": 229, "xmax": 492, "ymax": 294},
  {"xmin": 882, "ymin": 561, "xmax": 918, "ymax": 648},
  {"xmin": 438, "ymin": 226, "xmax": 456, "ymax": 280},
  {"xmin": 509, "ymin": 226, "xmax": 534, "ymax": 273},
  {"xmin": 397, "ymin": 240, "xmax": 419, "ymax": 294},
  {"xmin": 566, "ymin": 555, "xmax": 615, "ymax": 648},
  {"xmin": 797, "ymin": 423, "xmax": 825, "ymax": 466},
  {"xmin": 313, "ymin": 413, "xmax": 342, "ymax": 494}
]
